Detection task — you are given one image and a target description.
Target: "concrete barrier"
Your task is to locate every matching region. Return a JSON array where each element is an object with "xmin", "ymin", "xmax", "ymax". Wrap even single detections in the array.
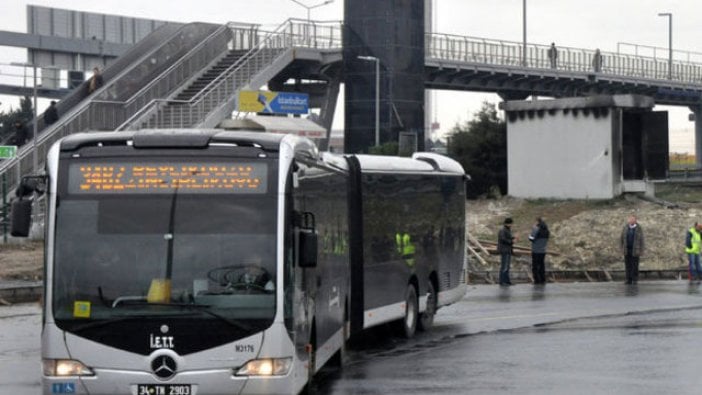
[{"xmin": 0, "ymin": 281, "xmax": 42, "ymax": 304}]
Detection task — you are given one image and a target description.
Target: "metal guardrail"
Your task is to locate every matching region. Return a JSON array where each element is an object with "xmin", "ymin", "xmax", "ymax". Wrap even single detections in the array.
[
  {"xmin": 617, "ymin": 42, "xmax": 702, "ymax": 64},
  {"xmin": 668, "ymin": 168, "xmax": 702, "ymax": 180},
  {"xmin": 426, "ymin": 32, "xmax": 702, "ymax": 84}
]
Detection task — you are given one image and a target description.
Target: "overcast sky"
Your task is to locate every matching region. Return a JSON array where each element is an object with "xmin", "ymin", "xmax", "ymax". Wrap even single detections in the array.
[{"xmin": 1, "ymin": 0, "xmax": 700, "ymax": 148}]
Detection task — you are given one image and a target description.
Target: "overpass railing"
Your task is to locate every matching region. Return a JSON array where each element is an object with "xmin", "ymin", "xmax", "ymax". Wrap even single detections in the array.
[
  {"xmin": 426, "ymin": 33, "xmax": 702, "ymax": 85},
  {"xmin": 617, "ymin": 42, "xmax": 702, "ymax": 64}
]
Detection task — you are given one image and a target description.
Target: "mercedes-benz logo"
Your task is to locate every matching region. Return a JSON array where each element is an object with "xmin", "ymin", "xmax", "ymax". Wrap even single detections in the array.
[{"xmin": 151, "ymin": 355, "xmax": 177, "ymax": 380}]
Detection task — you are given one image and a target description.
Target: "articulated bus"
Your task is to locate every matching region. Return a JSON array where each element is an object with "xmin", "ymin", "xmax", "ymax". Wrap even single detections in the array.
[{"xmin": 12, "ymin": 129, "xmax": 467, "ymax": 395}]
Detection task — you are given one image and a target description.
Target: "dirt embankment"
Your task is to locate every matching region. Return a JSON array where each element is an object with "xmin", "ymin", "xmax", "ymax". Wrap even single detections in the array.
[
  {"xmin": 0, "ymin": 241, "xmax": 43, "ymax": 281},
  {"xmin": 1, "ymin": 191, "xmax": 701, "ymax": 281}
]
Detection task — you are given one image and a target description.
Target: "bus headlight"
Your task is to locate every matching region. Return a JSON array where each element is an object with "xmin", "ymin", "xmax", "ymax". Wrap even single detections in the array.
[
  {"xmin": 43, "ymin": 359, "xmax": 94, "ymax": 377},
  {"xmin": 235, "ymin": 358, "xmax": 292, "ymax": 376}
]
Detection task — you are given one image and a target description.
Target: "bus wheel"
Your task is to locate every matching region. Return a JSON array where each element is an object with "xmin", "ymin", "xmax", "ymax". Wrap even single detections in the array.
[
  {"xmin": 397, "ymin": 284, "xmax": 418, "ymax": 338},
  {"xmin": 418, "ymin": 280, "xmax": 436, "ymax": 332},
  {"xmin": 328, "ymin": 307, "xmax": 348, "ymax": 369}
]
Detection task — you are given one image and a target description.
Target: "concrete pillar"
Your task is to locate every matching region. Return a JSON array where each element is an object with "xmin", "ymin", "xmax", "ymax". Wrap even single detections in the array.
[{"xmin": 691, "ymin": 105, "xmax": 702, "ymax": 168}]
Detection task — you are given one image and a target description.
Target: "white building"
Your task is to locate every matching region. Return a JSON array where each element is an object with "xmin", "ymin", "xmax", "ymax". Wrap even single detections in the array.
[{"xmin": 501, "ymin": 95, "xmax": 668, "ymax": 199}]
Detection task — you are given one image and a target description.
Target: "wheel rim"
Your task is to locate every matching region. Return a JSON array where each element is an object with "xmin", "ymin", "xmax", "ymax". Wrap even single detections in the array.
[
  {"xmin": 419, "ymin": 281, "xmax": 436, "ymax": 331},
  {"xmin": 406, "ymin": 299, "xmax": 416, "ymax": 328},
  {"xmin": 405, "ymin": 286, "xmax": 417, "ymax": 336}
]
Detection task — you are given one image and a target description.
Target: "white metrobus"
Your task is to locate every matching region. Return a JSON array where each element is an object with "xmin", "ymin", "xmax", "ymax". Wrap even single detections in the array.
[{"xmin": 12, "ymin": 129, "xmax": 467, "ymax": 395}]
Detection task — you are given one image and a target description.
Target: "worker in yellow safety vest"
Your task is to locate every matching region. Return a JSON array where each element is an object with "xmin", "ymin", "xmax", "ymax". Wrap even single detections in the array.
[
  {"xmin": 396, "ymin": 232, "xmax": 416, "ymax": 267},
  {"xmin": 685, "ymin": 223, "xmax": 702, "ymax": 282}
]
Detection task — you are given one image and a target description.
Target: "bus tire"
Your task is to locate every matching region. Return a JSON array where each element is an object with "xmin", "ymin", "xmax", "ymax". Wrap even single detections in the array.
[
  {"xmin": 397, "ymin": 284, "xmax": 418, "ymax": 338},
  {"xmin": 303, "ymin": 324, "xmax": 317, "ymax": 394},
  {"xmin": 328, "ymin": 305, "xmax": 348, "ymax": 369},
  {"xmin": 418, "ymin": 279, "xmax": 437, "ymax": 332}
]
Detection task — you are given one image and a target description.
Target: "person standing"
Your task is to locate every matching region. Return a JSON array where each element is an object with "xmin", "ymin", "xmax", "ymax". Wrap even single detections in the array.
[
  {"xmin": 620, "ymin": 215, "xmax": 644, "ymax": 285},
  {"xmin": 547, "ymin": 43, "xmax": 558, "ymax": 69},
  {"xmin": 528, "ymin": 217, "xmax": 550, "ymax": 284},
  {"xmin": 498, "ymin": 217, "xmax": 516, "ymax": 286},
  {"xmin": 11, "ymin": 120, "xmax": 28, "ymax": 147},
  {"xmin": 44, "ymin": 101, "xmax": 59, "ymax": 126},
  {"xmin": 684, "ymin": 222, "xmax": 702, "ymax": 282},
  {"xmin": 592, "ymin": 48, "xmax": 603, "ymax": 72}
]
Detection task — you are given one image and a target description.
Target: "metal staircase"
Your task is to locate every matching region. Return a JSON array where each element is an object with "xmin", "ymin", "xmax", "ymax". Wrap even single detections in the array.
[
  {"xmin": 121, "ymin": 20, "xmax": 343, "ymax": 131},
  {"xmin": 0, "ymin": 19, "xmax": 342, "ymax": 202},
  {"xmin": 147, "ymin": 49, "xmax": 250, "ymax": 129},
  {"xmin": 0, "ymin": 22, "xmax": 252, "ymax": 192},
  {"xmin": 174, "ymin": 50, "xmax": 250, "ymax": 102}
]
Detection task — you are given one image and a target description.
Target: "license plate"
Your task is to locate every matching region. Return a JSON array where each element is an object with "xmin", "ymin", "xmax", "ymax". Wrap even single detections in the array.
[{"xmin": 137, "ymin": 384, "xmax": 192, "ymax": 395}]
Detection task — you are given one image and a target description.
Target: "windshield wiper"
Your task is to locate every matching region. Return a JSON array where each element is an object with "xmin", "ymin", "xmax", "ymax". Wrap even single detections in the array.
[
  {"xmin": 69, "ymin": 313, "xmax": 194, "ymax": 333},
  {"xmin": 115, "ymin": 301, "xmax": 254, "ymax": 332}
]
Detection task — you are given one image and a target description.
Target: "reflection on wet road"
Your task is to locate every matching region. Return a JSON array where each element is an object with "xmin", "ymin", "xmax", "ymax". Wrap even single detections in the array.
[
  {"xmin": 2, "ymin": 282, "xmax": 702, "ymax": 394},
  {"xmin": 317, "ymin": 281, "xmax": 702, "ymax": 394}
]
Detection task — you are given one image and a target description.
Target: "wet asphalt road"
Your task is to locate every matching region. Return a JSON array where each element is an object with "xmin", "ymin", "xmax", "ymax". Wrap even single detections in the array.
[
  {"xmin": 2, "ymin": 281, "xmax": 702, "ymax": 394},
  {"xmin": 316, "ymin": 281, "xmax": 702, "ymax": 395}
]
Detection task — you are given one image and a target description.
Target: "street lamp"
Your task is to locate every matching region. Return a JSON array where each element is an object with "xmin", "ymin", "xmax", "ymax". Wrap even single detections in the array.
[
  {"xmin": 357, "ymin": 55, "xmax": 380, "ymax": 147},
  {"xmin": 11, "ymin": 62, "xmax": 38, "ymax": 172},
  {"xmin": 522, "ymin": 0, "xmax": 527, "ymax": 66},
  {"xmin": 658, "ymin": 12, "xmax": 672, "ymax": 80},
  {"xmin": 290, "ymin": 0, "xmax": 334, "ymax": 23}
]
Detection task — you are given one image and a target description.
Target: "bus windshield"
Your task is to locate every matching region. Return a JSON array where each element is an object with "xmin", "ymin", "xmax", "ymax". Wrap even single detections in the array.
[{"xmin": 52, "ymin": 157, "xmax": 278, "ymax": 349}]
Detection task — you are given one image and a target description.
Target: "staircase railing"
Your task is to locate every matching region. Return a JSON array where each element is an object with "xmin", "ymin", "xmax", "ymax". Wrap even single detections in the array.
[
  {"xmin": 127, "ymin": 19, "xmax": 343, "ymax": 130},
  {"xmin": 0, "ymin": 23, "xmax": 225, "ymax": 193}
]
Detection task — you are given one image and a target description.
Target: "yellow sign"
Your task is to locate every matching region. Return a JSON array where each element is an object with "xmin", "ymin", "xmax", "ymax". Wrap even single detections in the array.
[
  {"xmin": 239, "ymin": 90, "xmax": 276, "ymax": 113},
  {"xmin": 238, "ymin": 90, "xmax": 309, "ymax": 114},
  {"xmin": 73, "ymin": 301, "xmax": 91, "ymax": 318}
]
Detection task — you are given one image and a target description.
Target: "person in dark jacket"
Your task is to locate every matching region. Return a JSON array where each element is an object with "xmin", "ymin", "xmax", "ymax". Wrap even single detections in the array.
[
  {"xmin": 547, "ymin": 43, "xmax": 558, "ymax": 68},
  {"xmin": 43, "ymin": 101, "xmax": 59, "ymax": 125},
  {"xmin": 498, "ymin": 217, "xmax": 516, "ymax": 286},
  {"xmin": 88, "ymin": 67, "xmax": 104, "ymax": 94},
  {"xmin": 529, "ymin": 217, "xmax": 550, "ymax": 284},
  {"xmin": 10, "ymin": 120, "xmax": 28, "ymax": 147},
  {"xmin": 620, "ymin": 215, "xmax": 644, "ymax": 285}
]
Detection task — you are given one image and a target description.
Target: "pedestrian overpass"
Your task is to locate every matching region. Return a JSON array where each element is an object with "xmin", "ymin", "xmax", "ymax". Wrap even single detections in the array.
[{"xmin": 3, "ymin": 19, "xmax": 702, "ymax": 195}]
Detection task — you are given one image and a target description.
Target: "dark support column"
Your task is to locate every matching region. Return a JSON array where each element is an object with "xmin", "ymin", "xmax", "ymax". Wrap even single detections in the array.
[
  {"xmin": 318, "ymin": 78, "xmax": 340, "ymax": 151},
  {"xmin": 691, "ymin": 105, "xmax": 702, "ymax": 168},
  {"xmin": 343, "ymin": 0, "xmax": 425, "ymax": 154}
]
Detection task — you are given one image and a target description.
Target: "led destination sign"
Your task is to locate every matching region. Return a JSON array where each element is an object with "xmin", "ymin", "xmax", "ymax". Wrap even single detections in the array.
[{"xmin": 68, "ymin": 162, "xmax": 268, "ymax": 194}]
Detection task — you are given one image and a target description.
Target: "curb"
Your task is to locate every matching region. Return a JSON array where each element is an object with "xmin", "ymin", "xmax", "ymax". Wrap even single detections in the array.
[{"xmin": 467, "ymin": 269, "xmax": 689, "ymax": 284}]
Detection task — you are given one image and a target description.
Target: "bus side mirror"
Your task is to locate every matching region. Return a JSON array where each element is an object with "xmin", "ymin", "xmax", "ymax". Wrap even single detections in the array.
[
  {"xmin": 10, "ymin": 199, "xmax": 33, "ymax": 237},
  {"xmin": 296, "ymin": 211, "xmax": 317, "ymax": 268},
  {"xmin": 298, "ymin": 229, "xmax": 318, "ymax": 268}
]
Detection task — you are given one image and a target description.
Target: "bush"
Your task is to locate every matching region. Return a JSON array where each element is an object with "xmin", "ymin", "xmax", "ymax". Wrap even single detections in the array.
[{"xmin": 447, "ymin": 102, "xmax": 507, "ymax": 198}]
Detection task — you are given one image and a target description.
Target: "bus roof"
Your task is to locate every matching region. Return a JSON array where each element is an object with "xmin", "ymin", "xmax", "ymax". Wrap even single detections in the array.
[
  {"xmin": 59, "ymin": 129, "xmax": 288, "ymax": 152},
  {"xmin": 353, "ymin": 152, "xmax": 465, "ymax": 175}
]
